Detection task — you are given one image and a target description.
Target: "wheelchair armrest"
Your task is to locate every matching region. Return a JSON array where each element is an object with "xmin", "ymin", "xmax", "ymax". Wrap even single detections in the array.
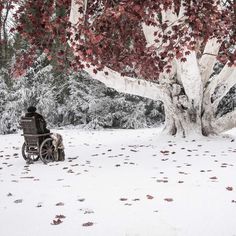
[{"xmin": 21, "ymin": 133, "xmax": 53, "ymax": 137}]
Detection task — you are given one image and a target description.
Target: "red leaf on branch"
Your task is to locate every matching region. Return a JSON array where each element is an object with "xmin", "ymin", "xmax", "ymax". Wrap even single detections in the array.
[
  {"xmin": 176, "ymin": 52, "xmax": 183, "ymax": 59},
  {"xmin": 86, "ymin": 49, "xmax": 93, "ymax": 55},
  {"xmin": 93, "ymin": 69, "xmax": 97, "ymax": 74},
  {"xmin": 91, "ymin": 35, "xmax": 104, "ymax": 44}
]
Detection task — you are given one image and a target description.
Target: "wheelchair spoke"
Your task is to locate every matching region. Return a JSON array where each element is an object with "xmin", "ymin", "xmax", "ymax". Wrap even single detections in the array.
[
  {"xmin": 39, "ymin": 138, "xmax": 55, "ymax": 164},
  {"xmin": 45, "ymin": 154, "xmax": 49, "ymax": 160},
  {"xmin": 41, "ymin": 150, "xmax": 48, "ymax": 155}
]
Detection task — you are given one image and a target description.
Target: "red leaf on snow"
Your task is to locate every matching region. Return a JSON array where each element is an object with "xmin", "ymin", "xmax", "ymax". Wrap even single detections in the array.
[
  {"xmin": 55, "ymin": 202, "xmax": 64, "ymax": 206},
  {"xmin": 14, "ymin": 199, "xmax": 23, "ymax": 203},
  {"xmin": 51, "ymin": 219, "xmax": 63, "ymax": 225},
  {"xmin": 210, "ymin": 176, "xmax": 217, "ymax": 180},
  {"xmin": 146, "ymin": 195, "xmax": 154, "ymax": 200},
  {"xmin": 164, "ymin": 198, "xmax": 173, "ymax": 202},
  {"xmin": 55, "ymin": 215, "xmax": 66, "ymax": 219},
  {"xmin": 226, "ymin": 187, "xmax": 233, "ymax": 191},
  {"xmin": 132, "ymin": 198, "xmax": 140, "ymax": 201},
  {"xmin": 82, "ymin": 222, "xmax": 94, "ymax": 227},
  {"xmin": 120, "ymin": 198, "xmax": 128, "ymax": 201}
]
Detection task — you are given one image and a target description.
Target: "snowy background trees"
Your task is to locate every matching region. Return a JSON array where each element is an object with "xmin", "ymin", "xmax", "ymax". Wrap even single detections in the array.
[{"xmin": 0, "ymin": 55, "xmax": 165, "ymax": 134}]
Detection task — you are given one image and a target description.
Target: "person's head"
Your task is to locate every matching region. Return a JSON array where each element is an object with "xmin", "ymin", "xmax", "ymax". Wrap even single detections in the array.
[{"xmin": 27, "ymin": 106, "xmax": 37, "ymax": 113}]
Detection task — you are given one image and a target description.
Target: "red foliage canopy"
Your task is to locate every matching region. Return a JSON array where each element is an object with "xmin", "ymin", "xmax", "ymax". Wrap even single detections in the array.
[{"xmin": 13, "ymin": 0, "xmax": 236, "ymax": 79}]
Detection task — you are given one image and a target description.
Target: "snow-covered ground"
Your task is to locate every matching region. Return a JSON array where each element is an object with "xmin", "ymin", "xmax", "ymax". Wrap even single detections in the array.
[{"xmin": 1, "ymin": 128, "xmax": 236, "ymax": 236}]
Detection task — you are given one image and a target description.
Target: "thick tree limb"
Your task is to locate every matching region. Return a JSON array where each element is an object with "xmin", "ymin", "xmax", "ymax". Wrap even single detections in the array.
[
  {"xmin": 212, "ymin": 68, "xmax": 236, "ymax": 114},
  {"xmin": 141, "ymin": 21, "xmax": 159, "ymax": 48},
  {"xmin": 178, "ymin": 0, "xmax": 186, "ymax": 18},
  {"xmin": 161, "ymin": 3, "xmax": 177, "ymax": 23},
  {"xmin": 69, "ymin": 0, "xmax": 84, "ymax": 25},
  {"xmin": 204, "ymin": 64, "xmax": 236, "ymax": 112},
  {"xmin": 176, "ymin": 50, "xmax": 203, "ymax": 103},
  {"xmin": 199, "ymin": 38, "xmax": 222, "ymax": 87},
  {"xmin": 212, "ymin": 109, "xmax": 236, "ymax": 133},
  {"xmin": 84, "ymin": 65, "xmax": 165, "ymax": 101}
]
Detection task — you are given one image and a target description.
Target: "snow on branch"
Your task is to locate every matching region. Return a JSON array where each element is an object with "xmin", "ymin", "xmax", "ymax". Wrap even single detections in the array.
[
  {"xmin": 212, "ymin": 109, "xmax": 236, "ymax": 133},
  {"xmin": 176, "ymin": 50, "xmax": 202, "ymax": 103},
  {"xmin": 212, "ymin": 67, "xmax": 236, "ymax": 113},
  {"xmin": 204, "ymin": 64, "xmax": 236, "ymax": 110},
  {"xmin": 69, "ymin": 0, "xmax": 84, "ymax": 25},
  {"xmin": 84, "ymin": 65, "xmax": 165, "ymax": 101},
  {"xmin": 199, "ymin": 38, "xmax": 222, "ymax": 86}
]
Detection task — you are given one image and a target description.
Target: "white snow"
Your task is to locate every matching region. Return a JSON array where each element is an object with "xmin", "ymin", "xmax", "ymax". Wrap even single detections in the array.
[{"xmin": 1, "ymin": 128, "xmax": 236, "ymax": 236}]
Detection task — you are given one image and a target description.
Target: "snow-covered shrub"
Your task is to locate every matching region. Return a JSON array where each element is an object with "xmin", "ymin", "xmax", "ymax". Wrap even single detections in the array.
[{"xmin": 86, "ymin": 97, "xmax": 114, "ymax": 128}]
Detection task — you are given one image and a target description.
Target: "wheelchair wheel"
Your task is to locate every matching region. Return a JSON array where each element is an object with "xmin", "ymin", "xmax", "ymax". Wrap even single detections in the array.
[
  {"xmin": 22, "ymin": 142, "xmax": 40, "ymax": 162},
  {"xmin": 39, "ymin": 138, "xmax": 55, "ymax": 164}
]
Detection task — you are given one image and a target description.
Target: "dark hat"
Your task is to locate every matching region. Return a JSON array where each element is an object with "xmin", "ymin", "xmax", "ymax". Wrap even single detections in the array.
[{"xmin": 27, "ymin": 106, "xmax": 37, "ymax": 113}]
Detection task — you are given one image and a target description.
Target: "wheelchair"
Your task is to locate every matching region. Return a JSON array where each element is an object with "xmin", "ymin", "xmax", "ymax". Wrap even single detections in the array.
[{"xmin": 20, "ymin": 116, "xmax": 55, "ymax": 164}]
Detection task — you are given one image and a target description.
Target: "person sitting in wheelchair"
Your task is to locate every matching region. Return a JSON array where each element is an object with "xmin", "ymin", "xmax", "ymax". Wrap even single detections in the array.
[
  {"xmin": 22, "ymin": 106, "xmax": 65, "ymax": 163},
  {"xmin": 25, "ymin": 106, "xmax": 50, "ymax": 134}
]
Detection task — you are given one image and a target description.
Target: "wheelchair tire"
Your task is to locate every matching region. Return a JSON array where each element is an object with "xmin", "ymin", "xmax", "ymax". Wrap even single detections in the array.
[
  {"xmin": 22, "ymin": 142, "xmax": 40, "ymax": 162},
  {"xmin": 39, "ymin": 138, "xmax": 55, "ymax": 164}
]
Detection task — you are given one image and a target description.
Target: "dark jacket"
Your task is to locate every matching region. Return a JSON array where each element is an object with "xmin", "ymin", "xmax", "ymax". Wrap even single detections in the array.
[{"xmin": 25, "ymin": 112, "xmax": 50, "ymax": 134}]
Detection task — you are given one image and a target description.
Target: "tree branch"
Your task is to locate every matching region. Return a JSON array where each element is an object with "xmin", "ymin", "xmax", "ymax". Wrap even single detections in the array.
[
  {"xmin": 212, "ymin": 109, "xmax": 236, "ymax": 133},
  {"xmin": 69, "ymin": 0, "xmax": 166, "ymax": 102},
  {"xmin": 84, "ymin": 65, "xmax": 165, "ymax": 101},
  {"xmin": 69, "ymin": 0, "xmax": 84, "ymax": 25},
  {"xmin": 199, "ymin": 38, "xmax": 222, "ymax": 87},
  {"xmin": 204, "ymin": 64, "xmax": 236, "ymax": 112},
  {"xmin": 212, "ymin": 67, "xmax": 236, "ymax": 114},
  {"xmin": 176, "ymin": 50, "xmax": 203, "ymax": 103}
]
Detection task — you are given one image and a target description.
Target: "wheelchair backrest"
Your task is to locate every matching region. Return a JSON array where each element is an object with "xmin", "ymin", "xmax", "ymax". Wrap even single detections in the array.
[
  {"xmin": 20, "ymin": 116, "xmax": 40, "ymax": 146},
  {"xmin": 21, "ymin": 116, "xmax": 38, "ymax": 134}
]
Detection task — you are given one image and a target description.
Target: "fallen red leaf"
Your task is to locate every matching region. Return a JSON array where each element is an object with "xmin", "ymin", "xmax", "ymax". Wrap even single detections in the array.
[
  {"xmin": 164, "ymin": 198, "xmax": 173, "ymax": 202},
  {"xmin": 55, "ymin": 202, "xmax": 64, "ymax": 206},
  {"xmin": 51, "ymin": 219, "xmax": 63, "ymax": 225},
  {"xmin": 55, "ymin": 215, "xmax": 66, "ymax": 219},
  {"xmin": 82, "ymin": 222, "xmax": 94, "ymax": 227},
  {"xmin": 210, "ymin": 176, "xmax": 217, "ymax": 180},
  {"xmin": 120, "ymin": 198, "xmax": 128, "ymax": 201},
  {"xmin": 146, "ymin": 195, "xmax": 154, "ymax": 200},
  {"xmin": 226, "ymin": 187, "xmax": 233, "ymax": 191}
]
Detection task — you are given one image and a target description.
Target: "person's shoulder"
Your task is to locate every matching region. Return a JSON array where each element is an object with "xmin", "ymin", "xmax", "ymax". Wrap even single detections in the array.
[{"xmin": 35, "ymin": 112, "xmax": 44, "ymax": 118}]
